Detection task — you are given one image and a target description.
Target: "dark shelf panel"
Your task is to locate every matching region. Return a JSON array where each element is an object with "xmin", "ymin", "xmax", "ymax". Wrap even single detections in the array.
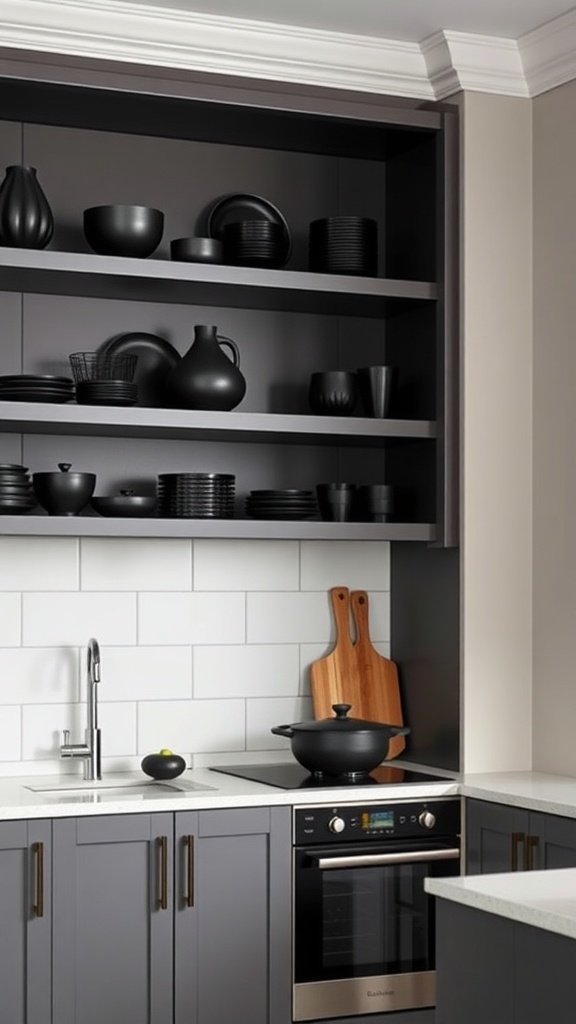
[
  {"xmin": 0, "ymin": 402, "xmax": 436, "ymax": 445},
  {"xmin": 0, "ymin": 516, "xmax": 436, "ymax": 541},
  {"xmin": 0, "ymin": 249, "xmax": 438, "ymax": 316}
]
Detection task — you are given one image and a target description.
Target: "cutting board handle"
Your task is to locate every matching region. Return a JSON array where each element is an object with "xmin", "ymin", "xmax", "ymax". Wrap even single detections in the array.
[
  {"xmin": 351, "ymin": 589, "xmax": 371, "ymax": 646},
  {"xmin": 330, "ymin": 587, "xmax": 353, "ymax": 648}
]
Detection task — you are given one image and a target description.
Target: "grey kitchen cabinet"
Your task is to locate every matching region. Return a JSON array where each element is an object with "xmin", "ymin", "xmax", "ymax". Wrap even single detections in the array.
[
  {"xmin": 0, "ymin": 58, "xmax": 459, "ymax": 547},
  {"xmin": 466, "ymin": 798, "xmax": 576, "ymax": 873},
  {"xmin": 0, "ymin": 818, "xmax": 52, "ymax": 1024},
  {"xmin": 435, "ymin": 899, "xmax": 576, "ymax": 1024},
  {"xmin": 52, "ymin": 806, "xmax": 291, "ymax": 1024}
]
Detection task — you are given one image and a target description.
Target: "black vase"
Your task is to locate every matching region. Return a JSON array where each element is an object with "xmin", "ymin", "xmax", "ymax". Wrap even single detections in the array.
[
  {"xmin": 163, "ymin": 324, "xmax": 247, "ymax": 411},
  {"xmin": 0, "ymin": 165, "xmax": 54, "ymax": 249}
]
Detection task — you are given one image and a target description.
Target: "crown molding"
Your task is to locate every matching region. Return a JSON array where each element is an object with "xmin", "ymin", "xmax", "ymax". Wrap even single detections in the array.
[{"xmin": 0, "ymin": 0, "xmax": 575, "ymax": 101}]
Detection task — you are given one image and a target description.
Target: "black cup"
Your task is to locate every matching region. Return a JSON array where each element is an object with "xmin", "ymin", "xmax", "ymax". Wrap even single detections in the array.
[
  {"xmin": 316, "ymin": 483, "xmax": 357, "ymax": 522},
  {"xmin": 357, "ymin": 366, "xmax": 394, "ymax": 418},
  {"xmin": 356, "ymin": 484, "xmax": 395, "ymax": 522},
  {"xmin": 309, "ymin": 371, "xmax": 357, "ymax": 416}
]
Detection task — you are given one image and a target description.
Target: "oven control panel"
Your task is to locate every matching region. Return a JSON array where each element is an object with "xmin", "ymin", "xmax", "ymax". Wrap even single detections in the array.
[{"xmin": 294, "ymin": 799, "xmax": 460, "ymax": 845}]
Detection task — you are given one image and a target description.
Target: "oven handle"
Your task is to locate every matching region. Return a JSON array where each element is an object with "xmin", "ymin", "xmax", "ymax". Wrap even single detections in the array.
[{"xmin": 313, "ymin": 847, "xmax": 461, "ymax": 870}]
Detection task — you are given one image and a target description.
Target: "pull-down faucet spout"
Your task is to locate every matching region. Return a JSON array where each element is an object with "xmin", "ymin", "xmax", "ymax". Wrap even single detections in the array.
[{"xmin": 60, "ymin": 637, "xmax": 102, "ymax": 780}]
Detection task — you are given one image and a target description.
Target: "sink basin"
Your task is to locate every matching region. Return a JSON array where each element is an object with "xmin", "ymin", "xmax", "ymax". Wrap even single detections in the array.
[{"xmin": 25, "ymin": 776, "xmax": 215, "ymax": 797}]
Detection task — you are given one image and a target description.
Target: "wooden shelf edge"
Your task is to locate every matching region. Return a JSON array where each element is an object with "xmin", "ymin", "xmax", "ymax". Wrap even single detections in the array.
[{"xmin": 0, "ymin": 516, "xmax": 436, "ymax": 541}]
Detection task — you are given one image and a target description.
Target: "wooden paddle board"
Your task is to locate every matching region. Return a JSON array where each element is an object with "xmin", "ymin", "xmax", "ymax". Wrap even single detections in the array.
[
  {"xmin": 310, "ymin": 587, "xmax": 359, "ymax": 719},
  {"xmin": 350, "ymin": 589, "xmax": 406, "ymax": 759}
]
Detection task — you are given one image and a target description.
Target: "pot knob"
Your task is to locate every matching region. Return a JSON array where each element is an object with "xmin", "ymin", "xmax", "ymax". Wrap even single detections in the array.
[
  {"xmin": 418, "ymin": 810, "xmax": 436, "ymax": 830},
  {"xmin": 328, "ymin": 816, "xmax": 346, "ymax": 834}
]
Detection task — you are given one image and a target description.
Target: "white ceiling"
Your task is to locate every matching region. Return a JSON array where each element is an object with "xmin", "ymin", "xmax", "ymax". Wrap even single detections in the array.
[{"xmin": 121, "ymin": 0, "xmax": 575, "ymax": 42}]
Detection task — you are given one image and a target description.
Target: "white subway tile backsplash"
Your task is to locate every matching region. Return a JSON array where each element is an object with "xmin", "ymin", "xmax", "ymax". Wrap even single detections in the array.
[
  {"xmin": 0, "ymin": 706, "xmax": 21, "ymax": 760},
  {"xmin": 139, "ymin": 593, "xmax": 245, "ymax": 645},
  {"xmin": 193, "ymin": 539, "xmax": 299, "ymax": 591},
  {"xmin": 81, "ymin": 538, "xmax": 192, "ymax": 591},
  {"xmin": 300, "ymin": 541, "xmax": 390, "ymax": 591},
  {"xmin": 99, "ymin": 702, "xmax": 137, "ymax": 756},
  {"xmin": 23, "ymin": 593, "xmax": 137, "ymax": 646},
  {"xmin": 0, "ymin": 538, "xmax": 78, "ymax": 590},
  {"xmin": 0, "ymin": 647, "xmax": 79, "ymax": 704},
  {"xmin": 0, "ymin": 594, "xmax": 21, "ymax": 646},
  {"xmin": 96, "ymin": 646, "xmax": 192, "ymax": 701},
  {"xmin": 246, "ymin": 696, "xmax": 313, "ymax": 750},
  {"xmin": 138, "ymin": 698, "xmax": 245, "ymax": 754},
  {"xmin": 247, "ymin": 592, "xmax": 332, "ymax": 644},
  {"xmin": 194, "ymin": 644, "xmax": 299, "ymax": 699}
]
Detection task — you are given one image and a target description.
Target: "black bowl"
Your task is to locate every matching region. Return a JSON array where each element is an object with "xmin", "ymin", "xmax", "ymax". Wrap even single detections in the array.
[
  {"xmin": 33, "ymin": 463, "xmax": 96, "ymax": 516},
  {"xmin": 84, "ymin": 205, "xmax": 164, "ymax": 258},
  {"xmin": 170, "ymin": 237, "xmax": 222, "ymax": 263},
  {"xmin": 91, "ymin": 493, "xmax": 158, "ymax": 518},
  {"xmin": 309, "ymin": 371, "xmax": 358, "ymax": 415},
  {"xmin": 141, "ymin": 752, "xmax": 186, "ymax": 780}
]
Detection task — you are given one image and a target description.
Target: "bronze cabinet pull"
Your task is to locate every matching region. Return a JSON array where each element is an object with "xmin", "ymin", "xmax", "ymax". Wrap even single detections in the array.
[
  {"xmin": 526, "ymin": 834, "xmax": 540, "ymax": 871},
  {"xmin": 32, "ymin": 841, "xmax": 44, "ymax": 918},
  {"xmin": 510, "ymin": 832, "xmax": 525, "ymax": 872},
  {"xmin": 157, "ymin": 836, "xmax": 168, "ymax": 910},
  {"xmin": 185, "ymin": 835, "xmax": 194, "ymax": 908}
]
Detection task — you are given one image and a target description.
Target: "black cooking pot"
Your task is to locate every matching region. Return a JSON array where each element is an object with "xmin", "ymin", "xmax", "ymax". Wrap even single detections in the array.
[{"xmin": 271, "ymin": 703, "xmax": 409, "ymax": 776}]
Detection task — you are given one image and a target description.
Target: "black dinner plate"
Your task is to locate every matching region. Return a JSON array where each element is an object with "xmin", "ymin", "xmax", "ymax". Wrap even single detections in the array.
[
  {"xmin": 100, "ymin": 332, "xmax": 180, "ymax": 407},
  {"xmin": 203, "ymin": 193, "xmax": 291, "ymax": 266}
]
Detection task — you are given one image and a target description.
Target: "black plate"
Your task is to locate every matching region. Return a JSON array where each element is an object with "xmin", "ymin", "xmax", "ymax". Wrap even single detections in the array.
[
  {"xmin": 203, "ymin": 193, "xmax": 291, "ymax": 266},
  {"xmin": 0, "ymin": 375, "xmax": 74, "ymax": 384},
  {"xmin": 100, "ymin": 333, "xmax": 181, "ymax": 407},
  {"xmin": 0, "ymin": 393, "xmax": 74, "ymax": 403}
]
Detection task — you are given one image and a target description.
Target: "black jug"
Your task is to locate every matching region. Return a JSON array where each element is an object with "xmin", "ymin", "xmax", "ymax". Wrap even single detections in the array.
[
  {"xmin": 164, "ymin": 324, "xmax": 246, "ymax": 411},
  {"xmin": 0, "ymin": 165, "xmax": 54, "ymax": 249}
]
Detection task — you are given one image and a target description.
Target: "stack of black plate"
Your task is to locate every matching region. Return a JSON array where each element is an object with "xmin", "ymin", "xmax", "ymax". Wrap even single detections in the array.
[
  {"xmin": 76, "ymin": 381, "xmax": 138, "ymax": 406},
  {"xmin": 245, "ymin": 489, "xmax": 318, "ymax": 520},
  {"xmin": 158, "ymin": 473, "xmax": 235, "ymax": 518},
  {"xmin": 222, "ymin": 221, "xmax": 288, "ymax": 268},
  {"xmin": 0, "ymin": 464, "xmax": 36, "ymax": 515},
  {"xmin": 309, "ymin": 217, "xmax": 378, "ymax": 276},
  {"xmin": 0, "ymin": 375, "xmax": 75, "ymax": 403}
]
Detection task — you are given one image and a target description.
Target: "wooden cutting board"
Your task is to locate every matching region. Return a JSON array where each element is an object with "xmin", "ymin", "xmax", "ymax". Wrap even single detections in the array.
[
  {"xmin": 310, "ymin": 586, "xmax": 406, "ymax": 760},
  {"xmin": 350, "ymin": 589, "xmax": 406, "ymax": 759}
]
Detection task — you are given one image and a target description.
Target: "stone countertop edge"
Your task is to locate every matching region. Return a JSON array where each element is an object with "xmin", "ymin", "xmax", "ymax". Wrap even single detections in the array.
[
  {"xmin": 425, "ymin": 868, "xmax": 576, "ymax": 941},
  {"xmin": 0, "ymin": 767, "xmax": 459, "ymax": 821}
]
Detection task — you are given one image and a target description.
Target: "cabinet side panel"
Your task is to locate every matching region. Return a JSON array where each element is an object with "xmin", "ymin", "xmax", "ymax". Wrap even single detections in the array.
[
  {"xmin": 515, "ymin": 921, "xmax": 576, "ymax": 1024},
  {"xmin": 391, "ymin": 541, "xmax": 460, "ymax": 771},
  {"xmin": 269, "ymin": 806, "xmax": 292, "ymax": 1024}
]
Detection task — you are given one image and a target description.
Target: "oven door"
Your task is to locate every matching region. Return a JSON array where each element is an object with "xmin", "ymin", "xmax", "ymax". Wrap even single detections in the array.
[{"xmin": 293, "ymin": 839, "xmax": 460, "ymax": 1021}]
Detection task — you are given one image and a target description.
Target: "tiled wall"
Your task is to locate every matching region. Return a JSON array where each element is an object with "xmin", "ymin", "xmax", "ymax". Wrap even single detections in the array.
[{"xmin": 0, "ymin": 538, "xmax": 390, "ymax": 776}]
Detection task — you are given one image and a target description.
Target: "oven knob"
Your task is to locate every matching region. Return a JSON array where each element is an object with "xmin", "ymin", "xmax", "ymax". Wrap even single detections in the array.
[
  {"xmin": 328, "ymin": 816, "xmax": 346, "ymax": 834},
  {"xmin": 418, "ymin": 811, "xmax": 436, "ymax": 830}
]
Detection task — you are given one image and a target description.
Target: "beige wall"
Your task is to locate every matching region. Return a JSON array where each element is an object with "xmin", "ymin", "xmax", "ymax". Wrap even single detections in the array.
[
  {"xmin": 458, "ymin": 92, "xmax": 533, "ymax": 772},
  {"xmin": 532, "ymin": 80, "xmax": 576, "ymax": 774}
]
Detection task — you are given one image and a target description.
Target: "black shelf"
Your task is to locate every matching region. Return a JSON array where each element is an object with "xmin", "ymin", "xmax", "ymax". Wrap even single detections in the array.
[
  {"xmin": 0, "ymin": 249, "xmax": 438, "ymax": 317},
  {"xmin": 0, "ymin": 515, "xmax": 436, "ymax": 541},
  {"xmin": 0, "ymin": 402, "xmax": 436, "ymax": 445}
]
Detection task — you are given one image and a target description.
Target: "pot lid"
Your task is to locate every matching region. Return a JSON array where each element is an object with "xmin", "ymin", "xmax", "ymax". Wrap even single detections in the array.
[{"xmin": 289, "ymin": 704, "xmax": 396, "ymax": 733}]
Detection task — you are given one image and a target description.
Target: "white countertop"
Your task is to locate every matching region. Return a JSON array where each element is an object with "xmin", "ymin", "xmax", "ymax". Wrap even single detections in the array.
[
  {"xmin": 0, "ymin": 766, "xmax": 459, "ymax": 820},
  {"xmin": 426, "ymin": 868, "xmax": 576, "ymax": 941},
  {"xmin": 459, "ymin": 770, "xmax": 576, "ymax": 819}
]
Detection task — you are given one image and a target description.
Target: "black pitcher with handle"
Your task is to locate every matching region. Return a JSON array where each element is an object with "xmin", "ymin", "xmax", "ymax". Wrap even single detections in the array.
[{"xmin": 163, "ymin": 324, "xmax": 246, "ymax": 411}]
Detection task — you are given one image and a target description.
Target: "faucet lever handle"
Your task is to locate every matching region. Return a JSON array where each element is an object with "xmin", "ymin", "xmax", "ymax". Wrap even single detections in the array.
[{"xmin": 62, "ymin": 729, "xmax": 70, "ymax": 747}]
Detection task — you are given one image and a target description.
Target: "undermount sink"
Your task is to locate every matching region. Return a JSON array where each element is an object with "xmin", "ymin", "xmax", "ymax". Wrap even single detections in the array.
[{"xmin": 25, "ymin": 776, "xmax": 215, "ymax": 798}]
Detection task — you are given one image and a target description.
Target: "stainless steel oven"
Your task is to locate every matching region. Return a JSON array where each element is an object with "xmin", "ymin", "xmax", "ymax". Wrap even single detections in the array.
[{"xmin": 293, "ymin": 798, "xmax": 460, "ymax": 1021}]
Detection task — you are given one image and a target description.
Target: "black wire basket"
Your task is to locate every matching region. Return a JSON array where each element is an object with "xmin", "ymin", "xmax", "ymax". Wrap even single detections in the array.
[{"xmin": 69, "ymin": 352, "xmax": 138, "ymax": 383}]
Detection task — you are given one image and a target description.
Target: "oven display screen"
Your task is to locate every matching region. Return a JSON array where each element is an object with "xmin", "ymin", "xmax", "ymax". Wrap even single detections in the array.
[{"xmin": 361, "ymin": 810, "xmax": 394, "ymax": 830}]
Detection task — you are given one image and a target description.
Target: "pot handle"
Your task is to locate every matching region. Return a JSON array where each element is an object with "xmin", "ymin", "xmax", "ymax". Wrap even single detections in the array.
[
  {"xmin": 389, "ymin": 725, "xmax": 411, "ymax": 737},
  {"xmin": 271, "ymin": 724, "xmax": 295, "ymax": 738},
  {"xmin": 217, "ymin": 335, "xmax": 240, "ymax": 367}
]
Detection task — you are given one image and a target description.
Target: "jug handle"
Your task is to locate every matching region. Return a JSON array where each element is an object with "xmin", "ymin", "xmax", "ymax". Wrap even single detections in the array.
[{"xmin": 217, "ymin": 335, "xmax": 240, "ymax": 367}]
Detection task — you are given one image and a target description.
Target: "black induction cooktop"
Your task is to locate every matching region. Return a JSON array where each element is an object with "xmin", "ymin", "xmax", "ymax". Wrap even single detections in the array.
[{"xmin": 210, "ymin": 762, "xmax": 448, "ymax": 790}]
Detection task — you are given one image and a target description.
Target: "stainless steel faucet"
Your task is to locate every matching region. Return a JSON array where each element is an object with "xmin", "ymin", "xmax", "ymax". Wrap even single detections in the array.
[{"xmin": 60, "ymin": 638, "xmax": 102, "ymax": 780}]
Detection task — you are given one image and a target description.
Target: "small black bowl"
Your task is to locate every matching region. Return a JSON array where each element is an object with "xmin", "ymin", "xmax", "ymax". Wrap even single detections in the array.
[
  {"xmin": 91, "ymin": 491, "xmax": 158, "ymax": 518},
  {"xmin": 141, "ymin": 751, "xmax": 186, "ymax": 780},
  {"xmin": 170, "ymin": 236, "xmax": 222, "ymax": 263},
  {"xmin": 309, "ymin": 371, "xmax": 358, "ymax": 415},
  {"xmin": 84, "ymin": 205, "xmax": 164, "ymax": 258}
]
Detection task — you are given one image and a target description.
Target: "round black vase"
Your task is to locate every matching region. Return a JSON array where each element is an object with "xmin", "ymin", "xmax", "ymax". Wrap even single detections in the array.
[
  {"xmin": 0, "ymin": 165, "xmax": 54, "ymax": 249},
  {"xmin": 163, "ymin": 324, "xmax": 247, "ymax": 411}
]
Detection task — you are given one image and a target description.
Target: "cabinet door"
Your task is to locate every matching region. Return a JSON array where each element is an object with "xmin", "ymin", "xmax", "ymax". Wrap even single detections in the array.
[
  {"xmin": 175, "ymin": 806, "xmax": 291, "ymax": 1024},
  {"xmin": 466, "ymin": 799, "xmax": 528, "ymax": 873},
  {"xmin": 52, "ymin": 813, "xmax": 173, "ymax": 1024},
  {"xmin": 528, "ymin": 809, "xmax": 576, "ymax": 870},
  {"xmin": 0, "ymin": 819, "xmax": 51, "ymax": 1024}
]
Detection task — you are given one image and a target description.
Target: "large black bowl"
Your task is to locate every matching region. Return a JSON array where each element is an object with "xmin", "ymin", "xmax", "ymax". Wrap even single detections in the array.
[
  {"xmin": 33, "ymin": 463, "xmax": 96, "ymax": 516},
  {"xmin": 84, "ymin": 205, "xmax": 164, "ymax": 258}
]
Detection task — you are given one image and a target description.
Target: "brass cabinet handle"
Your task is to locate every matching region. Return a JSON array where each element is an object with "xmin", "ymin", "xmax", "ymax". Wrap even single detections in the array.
[
  {"xmin": 185, "ymin": 835, "xmax": 194, "ymax": 908},
  {"xmin": 157, "ymin": 836, "xmax": 168, "ymax": 910},
  {"xmin": 510, "ymin": 832, "xmax": 525, "ymax": 872},
  {"xmin": 526, "ymin": 834, "xmax": 540, "ymax": 871},
  {"xmin": 32, "ymin": 841, "xmax": 44, "ymax": 918}
]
